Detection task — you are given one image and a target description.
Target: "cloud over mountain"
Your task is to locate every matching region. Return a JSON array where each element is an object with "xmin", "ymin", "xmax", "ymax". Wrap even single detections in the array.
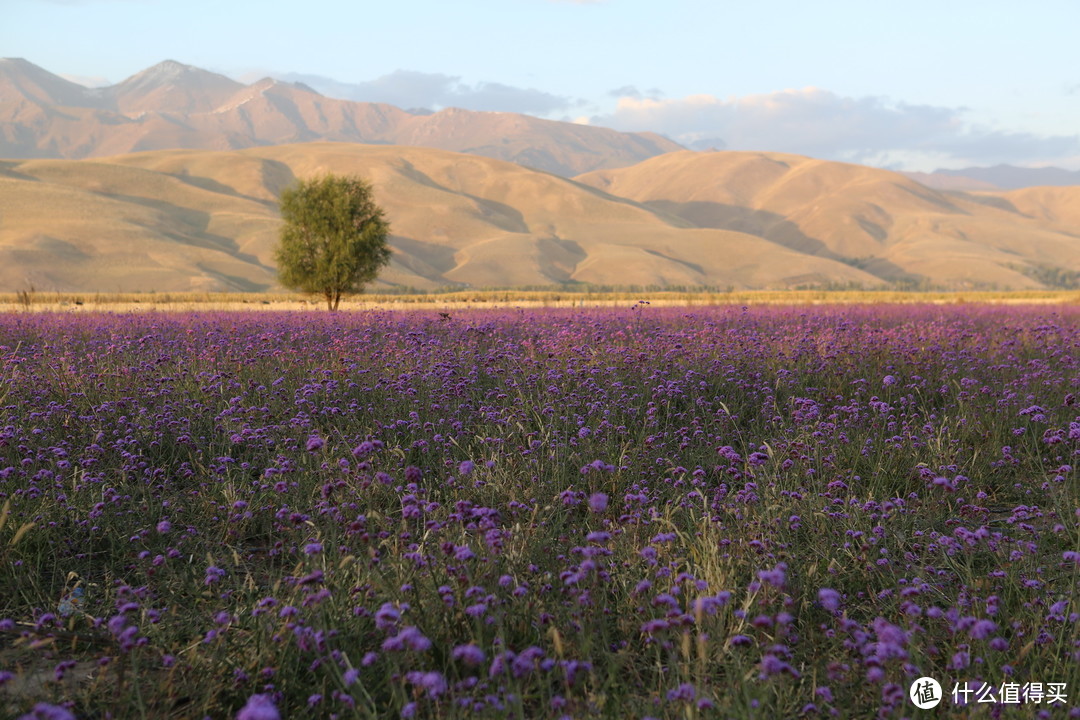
[
  {"xmin": 594, "ymin": 88, "xmax": 1080, "ymax": 168},
  {"xmin": 607, "ymin": 85, "xmax": 663, "ymax": 101},
  {"xmin": 275, "ymin": 70, "xmax": 575, "ymax": 115},
  {"xmin": 58, "ymin": 73, "xmax": 111, "ymax": 87}
]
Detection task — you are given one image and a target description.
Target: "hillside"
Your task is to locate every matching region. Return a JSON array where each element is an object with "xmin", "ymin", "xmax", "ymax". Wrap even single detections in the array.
[
  {"xmin": 0, "ymin": 143, "xmax": 881, "ymax": 293},
  {"xmin": 3, "ymin": 143, "xmax": 1077, "ymax": 294},
  {"xmin": 0, "ymin": 58, "xmax": 681, "ymax": 176},
  {"xmin": 576, "ymin": 151, "xmax": 1080, "ymax": 289}
]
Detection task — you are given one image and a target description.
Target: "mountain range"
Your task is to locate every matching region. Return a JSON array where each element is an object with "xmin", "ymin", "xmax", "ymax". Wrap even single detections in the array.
[
  {"xmin": 4, "ymin": 58, "xmax": 1076, "ymax": 190},
  {"xmin": 0, "ymin": 58, "xmax": 1077, "ymax": 293},
  {"xmin": 904, "ymin": 166, "xmax": 1080, "ymax": 191},
  {"xmin": 0, "ymin": 58, "xmax": 678, "ymax": 177}
]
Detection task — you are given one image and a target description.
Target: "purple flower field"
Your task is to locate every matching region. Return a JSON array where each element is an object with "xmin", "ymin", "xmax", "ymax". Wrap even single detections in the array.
[{"xmin": 0, "ymin": 304, "xmax": 1078, "ymax": 719}]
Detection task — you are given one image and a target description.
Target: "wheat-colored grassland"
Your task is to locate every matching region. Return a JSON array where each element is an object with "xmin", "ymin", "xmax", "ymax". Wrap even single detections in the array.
[{"xmin": 0, "ymin": 289, "xmax": 1076, "ymax": 314}]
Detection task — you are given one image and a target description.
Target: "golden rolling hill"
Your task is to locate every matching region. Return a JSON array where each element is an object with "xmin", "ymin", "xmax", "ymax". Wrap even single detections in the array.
[
  {"xmin": 0, "ymin": 143, "xmax": 886, "ymax": 293},
  {"xmin": 1003, "ymin": 185, "xmax": 1080, "ymax": 228},
  {"xmin": 576, "ymin": 150, "xmax": 1080, "ymax": 289}
]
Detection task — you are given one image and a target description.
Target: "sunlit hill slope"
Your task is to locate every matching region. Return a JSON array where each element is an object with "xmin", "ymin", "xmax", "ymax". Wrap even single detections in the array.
[
  {"xmin": 1, "ymin": 143, "xmax": 1077, "ymax": 293},
  {"xmin": 0, "ymin": 143, "xmax": 887, "ymax": 292},
  {"xmin": 576, "ymin": 150, "xmax": 1080, "ymax": 290}
]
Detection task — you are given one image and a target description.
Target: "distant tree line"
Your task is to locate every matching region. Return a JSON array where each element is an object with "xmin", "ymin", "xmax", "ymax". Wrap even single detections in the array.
[{"xmin": 1012, "ymin": 263, "xmax": 1080, "ymax": 290}]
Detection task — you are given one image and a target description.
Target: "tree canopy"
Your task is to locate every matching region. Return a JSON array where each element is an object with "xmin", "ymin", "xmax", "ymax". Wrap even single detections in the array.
[{"xmin": 274, "ymin": 174, "xmax": 392, "ymax": 310}]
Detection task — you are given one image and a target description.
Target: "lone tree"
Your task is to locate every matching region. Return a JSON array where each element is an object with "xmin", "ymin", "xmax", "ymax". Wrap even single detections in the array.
[{"xmin": 275, "ymin": 174, "xmax": 392, "ymax": 311}]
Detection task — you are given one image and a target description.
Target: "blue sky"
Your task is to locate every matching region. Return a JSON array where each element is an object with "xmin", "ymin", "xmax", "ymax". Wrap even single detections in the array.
[{"xmin": 7, "ymin": 0, "xmax": 1080, "ymax": 170}]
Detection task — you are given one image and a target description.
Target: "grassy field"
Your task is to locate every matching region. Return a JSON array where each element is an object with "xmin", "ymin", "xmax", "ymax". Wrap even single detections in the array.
[
  {"xmin": 0, "ymin": 289, "xmax": 1077, "ymax": 313},
  {"xmin": 1, "ymin": 304, "xmax": 1078, "ymax": 719}
]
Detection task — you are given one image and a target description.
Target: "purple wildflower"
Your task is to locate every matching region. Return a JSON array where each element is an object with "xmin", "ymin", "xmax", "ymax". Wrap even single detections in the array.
[
  {"xmin": 588, "ymin": 492, "xmax": 608, "ymax": 513},
  {"xmin": 970, "ymin": 619, "xmax": 997, "ymax": 640},
  {"xmin": 452, "ymin": 643, "xmax": 487, "ymax": 665},
  {"xmin": 374, "ymin": 603, "xmax": 400, "ymax": 630},
  {"xmin": 818, "ymin": 588, "xmax": 842, "ymax": 612},
  {"xmin": 757, "ymin": 563, "xmax": 787, "ymax": 588},
  {"xmin": 641, "ymin": 618, "xmax": 670, "ymax": 634},
  {"xmin": 759, "ymin": 654, "xmax": 800, "ymax": 679},
  {"xmin": 382, "ymin": 626, "xmax": 431, "ymax": 652},
  {"xmin": 667, "ymin": 683, "xmax": 696, "ymax": 701},
  {"xmin": 931, "ymin": 476, "xmax": 957, "ymax": 491},
  {"xmin": 586, "ymin": 530, "xmax": 610, "ymax": 544},
  {"xmin": 17, "ymin": 703, "xmax": 76, "ymax": 720},
  {"xmin": 236, "ymin": 694, "xmax": 280, "ymax": 720},
  {"xmin": 406, "ymin": 670, "xmax": 447, "ymax": 697}
]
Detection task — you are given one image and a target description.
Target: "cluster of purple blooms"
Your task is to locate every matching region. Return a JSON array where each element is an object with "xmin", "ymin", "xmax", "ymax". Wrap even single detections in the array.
[{"xmin": 0, "ymin": 304, "xmax": 1077, "ymax": 718}]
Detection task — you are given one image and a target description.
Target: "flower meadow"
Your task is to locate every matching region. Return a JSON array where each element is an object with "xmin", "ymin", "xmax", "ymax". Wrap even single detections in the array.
[{"xmin": 0, "ymin": 304, "xmax": 1078, "ymax": 719}]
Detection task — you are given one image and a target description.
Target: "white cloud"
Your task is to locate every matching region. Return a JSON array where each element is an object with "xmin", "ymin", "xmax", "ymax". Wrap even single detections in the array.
[
  {"xmin": 594, "ymin": 88, "xmax": 1080, "ymax": 169},
  {"xmin": 607, "ymin": 85, "xmax": 663, "ymax": 101},
  {"xmin": 59, "ymin": 73, "xmax": 111, "ymax": 88},
  {"xmin": 276, "ymin": 70, "xmax": 574, "ymax": 115}
]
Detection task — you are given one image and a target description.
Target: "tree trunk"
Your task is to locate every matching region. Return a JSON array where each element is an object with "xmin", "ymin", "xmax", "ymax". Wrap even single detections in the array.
[{"xmin": 332, "ymin": 292, "xmax": 341, "ymax": 312}]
